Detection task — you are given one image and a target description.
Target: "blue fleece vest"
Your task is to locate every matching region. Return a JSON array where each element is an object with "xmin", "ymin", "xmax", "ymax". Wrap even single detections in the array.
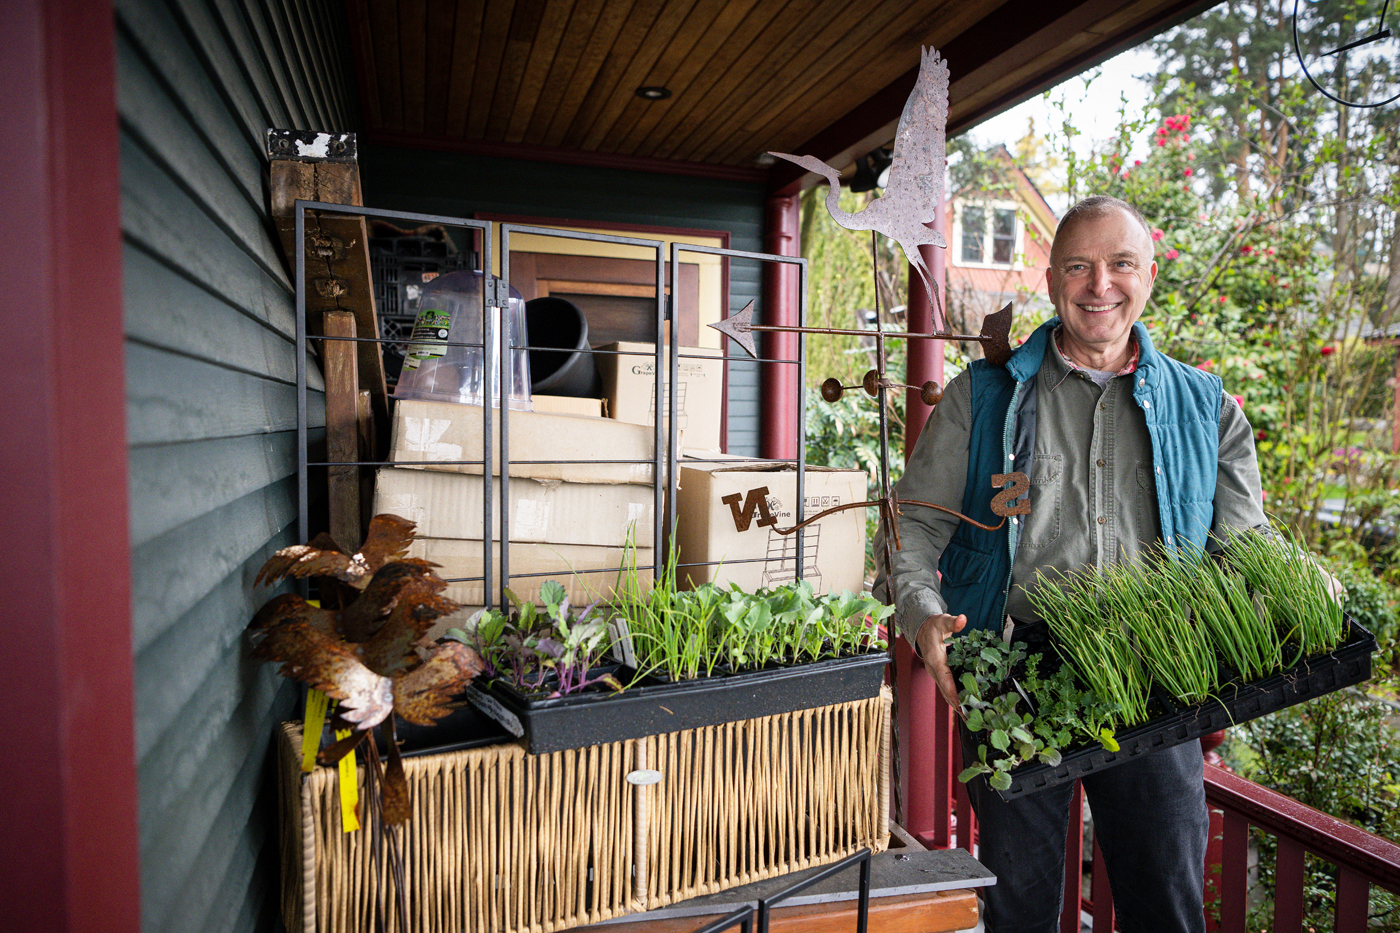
[{"xmin": 937, "ymin": 318, "xmax": 1223, "ymax": 632}]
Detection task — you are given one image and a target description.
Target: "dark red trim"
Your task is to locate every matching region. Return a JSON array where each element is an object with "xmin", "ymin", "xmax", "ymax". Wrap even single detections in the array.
[
  {"xmin": 366, "ymin": 130, "xmax": 768, "ymax": 184},
  {"xmin": 1205, "ymin": 764, "xmax": 1400, "ymax": 892},
  {"xmin": 0, "ymin": 1, "xmax": 139, "ymax": 932},
  {"xmin": 477, "ymin": 212, "xmax": 733, "ymax": 250}
]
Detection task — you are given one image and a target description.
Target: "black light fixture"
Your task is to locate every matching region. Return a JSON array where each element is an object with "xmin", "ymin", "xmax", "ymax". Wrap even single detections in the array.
[
  {"xmin": 849, "ymin": 147, "xmax": 894, "ymax": 192},
  {"xmin": 635, "ymin": 86, "xmax": 671, "ymax": 100}
]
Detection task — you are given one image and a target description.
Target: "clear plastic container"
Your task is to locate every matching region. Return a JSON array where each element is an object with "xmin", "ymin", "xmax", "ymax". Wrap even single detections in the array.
[{"xmin": 394, "ymin": 271, "xmax": 532, "ymax": 409}]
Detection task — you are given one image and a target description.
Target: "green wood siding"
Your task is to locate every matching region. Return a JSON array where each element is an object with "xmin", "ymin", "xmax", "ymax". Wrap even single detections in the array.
[
  {"xmin": 358, "ymin": 145, "xmax": 767, "ymax": 455},
  {"xmin": 117, "ymin": 0, "xmax": 352, "ymax": 930}
]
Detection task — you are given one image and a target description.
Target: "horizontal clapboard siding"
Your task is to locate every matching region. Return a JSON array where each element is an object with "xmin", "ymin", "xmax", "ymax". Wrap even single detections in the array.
[
  {"xmin": 358, "ymin": 144, "xmax": 768, "ymax": 455},
  {"xmin": 117, "ymin": 0, "xmax": 353, "ymax": 931}
]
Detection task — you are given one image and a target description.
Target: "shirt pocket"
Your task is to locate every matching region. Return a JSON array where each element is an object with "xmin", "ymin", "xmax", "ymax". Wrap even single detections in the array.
[{"xmin": 1019, "ymin": 454, "xmax": 1063, "ymax": 549}]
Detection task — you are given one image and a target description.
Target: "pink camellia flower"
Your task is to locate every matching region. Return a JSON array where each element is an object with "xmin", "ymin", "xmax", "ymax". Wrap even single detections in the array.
[
  {"xmin": 1184, "ymin": 168, "xmax": 1194, "ymax": 177},
  {"xmin": 1151, "ymin": 228, "xmax": 1165, "ymax": 241},
  {"xmin": 1257, "ymin": 429, "xmax": 1267, "ymax": 441},
  {"xmin": 1197, "ymin": 359, "xmax": 1215, "ymax": 370},
  {"xmin": 1219, "ymin": 295, "xmax": 1227, "ymax": 304},
  {"xmin": 1266, "ymin": 248, "xmax": 1275, "ymax": 256},
  {"xmin": 1134, "ymin": 159, "xmax": 1142, "ymax": 166},
  {"xmin": 1320, "ymin": 345, "xmax": 1335, "ymax": 356},
  {"xmin": 1233, "ymin": 394, "xmax": 1245, "ymax": 409},
  {"xmin": 1165, "ymin": 249, "xmax": 1179, "ymax": 260},
  {"xmin": 1187, "ymin": 152, "xmax": 1196, "ymax": 161},
  {"xmin": 1241, "ymin": 244, "xmax": 1254, "ymax": 255},
  {"xmin": 1157, "ymin": 138, "xmax": 1167, "ymax": 147}
]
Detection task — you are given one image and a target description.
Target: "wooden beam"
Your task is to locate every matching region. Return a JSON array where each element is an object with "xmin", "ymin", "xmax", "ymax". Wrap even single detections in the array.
[{"xmin": 323, "ymin": 310, "xmax": 361, "ymax": 551}]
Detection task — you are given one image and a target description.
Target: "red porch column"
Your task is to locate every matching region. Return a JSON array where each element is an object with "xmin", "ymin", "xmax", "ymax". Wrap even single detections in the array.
[
  {"xmin": 1, "ymin": 2, "xmax": 139, "ymax": 931},
  {"xmin": 897, "ymin": 220, "xmax": 953, "ymax": 843},
  {"xmin": 761, "ymin": 193, "xmax": 801, "ymax": 460}
]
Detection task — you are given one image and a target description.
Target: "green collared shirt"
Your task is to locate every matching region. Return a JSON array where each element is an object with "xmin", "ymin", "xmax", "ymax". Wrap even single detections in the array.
[{"xmin": 889, "ymin": 333, "xmax": 1268, "ymax": 643}]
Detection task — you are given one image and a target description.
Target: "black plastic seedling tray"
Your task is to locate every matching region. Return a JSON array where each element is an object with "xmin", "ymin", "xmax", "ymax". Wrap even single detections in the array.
[
  {"xmin": 995, "ymin": 616, "xmax": 1376, "ymax": 799},
  {"xmin": 470, "ymin": 651, "xmax": 890, "ymax": 754}
]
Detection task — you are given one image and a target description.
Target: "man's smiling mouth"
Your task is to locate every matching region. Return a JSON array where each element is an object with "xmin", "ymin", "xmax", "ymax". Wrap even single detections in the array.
[{"xmin": 1078, "ymin": 303, "xmax": 1122, "ymax": 313}]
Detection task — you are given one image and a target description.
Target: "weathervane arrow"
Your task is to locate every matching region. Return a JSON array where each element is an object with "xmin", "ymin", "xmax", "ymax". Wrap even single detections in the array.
[{"xmin": 710, "ymin": 301, "xmax": 1015, "ymax": 367}]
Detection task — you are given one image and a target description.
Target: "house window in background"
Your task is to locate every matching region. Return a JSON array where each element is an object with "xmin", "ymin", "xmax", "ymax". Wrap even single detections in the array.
[{"xmin": 957, "ymin": 203, "xmax": 1019, "ymax": 267}]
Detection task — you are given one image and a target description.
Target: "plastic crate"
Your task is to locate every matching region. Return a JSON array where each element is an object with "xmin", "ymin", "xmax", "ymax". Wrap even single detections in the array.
[{"xmin": 368, "ymin": 234, "xmax": 475, "ymax": 386}]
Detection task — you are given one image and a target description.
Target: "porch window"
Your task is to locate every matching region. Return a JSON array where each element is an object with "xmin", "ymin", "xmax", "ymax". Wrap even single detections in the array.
[{"xmin": 956, "ymin": 202, "xmax": 1020, "ymax": 268}]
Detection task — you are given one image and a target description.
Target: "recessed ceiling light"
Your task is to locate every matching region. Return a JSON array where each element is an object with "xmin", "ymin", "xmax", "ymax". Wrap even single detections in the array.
[{"xmin": 635, "ymin": 86, "xmax": 672, "ymax": 100}]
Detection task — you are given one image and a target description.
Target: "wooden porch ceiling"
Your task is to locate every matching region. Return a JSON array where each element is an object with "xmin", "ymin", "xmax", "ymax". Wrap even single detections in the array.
[{"xmin": 347, "ymin": 0, "xmax": 1215, "ymax": 195}]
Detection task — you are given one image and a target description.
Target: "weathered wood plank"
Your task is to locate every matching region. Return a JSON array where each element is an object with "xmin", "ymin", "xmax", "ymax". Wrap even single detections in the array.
[
  {"xmin": 485, "ymin": 0, "xmax": 549, "ymax": 140},
  {"xmin": 323, "ymin": 310, "xmax": 362, "ymax": 550},
  {"xmin": 422, "ymin": 0, "xmax": 456, "ymax": 137},
  {"xmin": 345, "ymin": 0, "xmax": 383, "ymax": 128}
]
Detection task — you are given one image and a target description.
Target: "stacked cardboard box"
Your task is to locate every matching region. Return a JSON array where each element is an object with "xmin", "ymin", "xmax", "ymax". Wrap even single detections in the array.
[
  {"xmin": 674, "ymin": 457, "xmax": 868, "ymax": 596},
  {"xmin": 375, "ymin": 398, "xmax": 657, "ymax": 605},
  {"xmin": 596, "ymin": 341, "xmax": 724, "ymax": 452}
]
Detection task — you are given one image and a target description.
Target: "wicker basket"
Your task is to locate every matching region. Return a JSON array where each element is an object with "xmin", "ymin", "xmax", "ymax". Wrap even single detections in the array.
[{"xmin": 279, "ymin": 688, "xmax": 891, "ymax": 933}]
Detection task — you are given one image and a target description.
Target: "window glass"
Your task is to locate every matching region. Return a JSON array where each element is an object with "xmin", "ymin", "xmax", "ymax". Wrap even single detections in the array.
[
  {"xmin": 992, "ymin": 208, "xmax": 1016, "ymax": 264},
  {"xmin": 961, "ymin": 206, "xmax": 985, "ymax": 263}
]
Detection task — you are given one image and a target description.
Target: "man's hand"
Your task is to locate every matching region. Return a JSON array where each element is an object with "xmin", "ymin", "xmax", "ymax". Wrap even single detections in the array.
[{"xmin": 914, "ymin": 612, "xmax": 969, "ymax": 711}]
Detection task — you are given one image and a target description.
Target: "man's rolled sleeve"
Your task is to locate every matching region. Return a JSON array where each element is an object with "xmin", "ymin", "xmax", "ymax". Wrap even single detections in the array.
[
  {"xmin": 881, "ymin": 371, "xmax": 973, "ymax": 645},
  {"xmin": 1212, "ymin": 391, "xmax": 1269, "ymax": 537}
]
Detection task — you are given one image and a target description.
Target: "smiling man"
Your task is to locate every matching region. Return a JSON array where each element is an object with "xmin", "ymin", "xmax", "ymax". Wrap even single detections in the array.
[{"xmin": 881, "ymin": 196, "xmax": 1268, "ymax": 931}]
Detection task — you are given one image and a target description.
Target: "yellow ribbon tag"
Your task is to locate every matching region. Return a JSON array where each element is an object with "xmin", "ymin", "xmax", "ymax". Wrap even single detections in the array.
[
  {"xmin": 301, "ymin": 688, "xmax": 329, "ymax": 773},
  {"xmin": 335, "ymin": 728, "xmax": 361, "ymax": 832}
]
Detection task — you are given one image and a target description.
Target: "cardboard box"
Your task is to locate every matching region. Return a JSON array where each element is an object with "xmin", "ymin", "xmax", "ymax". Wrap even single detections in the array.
[
  {"xmin": 674, "ymin": 461, "xmax": 867, "ymax": 595},
  {"xmin": 531, "ymin": 394, "xmax": 605, "ymax": 417},
  {"xmin": 375, "ymin": 466, "xmax": 656, "ymax": 548},
  {"xmin": 407, "ymin": 537, "xmax": 654, "ymax": 608},
  {"xmin": 390, "ymin": 398, "xmax": 654, "ymax": 485},
  {"xmin": 597, "ymin": 342, "xmax": 724, "ymax": 452}
]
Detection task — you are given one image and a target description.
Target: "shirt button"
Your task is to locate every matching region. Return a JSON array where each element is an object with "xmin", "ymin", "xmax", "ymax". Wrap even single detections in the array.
[
  {"xmin": 1097, "ymin": 516, "xmax": 1106, "ymax": 524},
  {"xmin": 1096, "ymin": 459, "xmax": 1105, "ymax": 467},
  {"xmin": 1143, "ymin": 400, "xmax": 1152, "ymax": 409},
  {"xmin": 1138, "ymin": 378, "xmax": 1146, "ymax": 387},
  {"xmin": 1100, "ymin": 403, "xmax": 1106, "ymax": 411}
]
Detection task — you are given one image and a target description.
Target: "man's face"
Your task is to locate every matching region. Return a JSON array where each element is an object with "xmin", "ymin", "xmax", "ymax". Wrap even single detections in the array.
[{"xmin": 1045, "ymin": 207, "xmax": 1157, "ymax": 361}]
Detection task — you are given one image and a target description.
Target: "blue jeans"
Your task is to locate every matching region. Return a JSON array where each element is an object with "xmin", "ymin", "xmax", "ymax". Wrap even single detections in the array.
[{"xmin": 962, "ymin": 729, "xmax": 1209, "ymax": 933}]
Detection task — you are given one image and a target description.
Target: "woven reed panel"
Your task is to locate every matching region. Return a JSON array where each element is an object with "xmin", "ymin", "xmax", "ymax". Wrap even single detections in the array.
[{"xmin": 278, "ymin": 688, "xmax": 890, "ymax": 933}]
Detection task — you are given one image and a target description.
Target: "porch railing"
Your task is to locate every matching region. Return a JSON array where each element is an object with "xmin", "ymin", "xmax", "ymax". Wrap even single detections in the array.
[{"xmin": 895, "ymin": 642, "xmax": 1400, "ymax": 931}]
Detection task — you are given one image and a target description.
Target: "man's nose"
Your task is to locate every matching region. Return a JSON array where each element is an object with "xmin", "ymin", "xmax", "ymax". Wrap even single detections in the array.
[{"xmin": 1088, "ymin": 263, "xmax": 1112, "ymax": 295}]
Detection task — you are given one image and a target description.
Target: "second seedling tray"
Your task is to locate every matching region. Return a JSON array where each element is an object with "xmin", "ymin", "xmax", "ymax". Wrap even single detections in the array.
[{"xmin": 995, "ymin": 616, "xmax": 1376, "ymax": 799}]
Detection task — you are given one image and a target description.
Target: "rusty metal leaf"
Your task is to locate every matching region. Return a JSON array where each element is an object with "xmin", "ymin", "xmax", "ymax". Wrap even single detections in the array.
[
  {"xmin": 255, "ymin": 540, "xmax": 354, "ymax": 587},
  {"xmin": 380, "ymin": 720, "xmax": 412, "ymax": 825},
  {"xmin": 360, "ymin": 587, "xmax": 463, "ymax": 677},
  {"xmin": 355, "ymin": 514, "xmax": 418, "ymax": 572},
  {"xmin": 316, "ymin": 728, "xmax": 368, "ymax": 765},
  {"xmin": 392, "ymin": 641, "xmax": 486, "ymax": 726},
  {"xmin": 248, "ymin": 592, "xmax": 339, "ymax": 634},
  {"xmin": 251, "ymin": 621, "xmax": 394, "ymax": 729},
  {"xmin": 338, "ymin": 559, "xmax": 449, "ymax": 645}
]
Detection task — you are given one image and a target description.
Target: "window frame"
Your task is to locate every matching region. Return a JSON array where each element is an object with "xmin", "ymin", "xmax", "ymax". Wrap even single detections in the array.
[{"xmin": 952, "ymin": 199, "xmax": 1024, "ymax": 271}]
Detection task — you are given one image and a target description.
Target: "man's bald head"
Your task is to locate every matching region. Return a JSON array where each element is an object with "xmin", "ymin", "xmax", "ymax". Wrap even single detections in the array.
[{"xmin": 1050, "ymin": 196, "xmax": 1154, "ymax": 266}]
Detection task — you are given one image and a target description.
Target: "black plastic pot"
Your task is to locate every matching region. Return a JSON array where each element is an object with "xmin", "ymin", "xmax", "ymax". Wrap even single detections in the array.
[
  {"xmin": 472, "ymin": 651, "xmax": 890, "ymax": 754},
  {"xmin": 525, "ymin": 296, "xmax": 601, "ymax": 398},
  {"xmin": 994, "ymin": 615, "xmax": 1376, "ymax": 800}
]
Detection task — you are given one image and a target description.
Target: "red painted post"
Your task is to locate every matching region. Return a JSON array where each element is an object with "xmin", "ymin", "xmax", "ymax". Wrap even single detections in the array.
[
  {"xmin": 1221, "ymin": 811, "xmax": 1250, "ymax": 932},
  {"xmin": 1204, "ymin": 802, "xmax": 1225, "ymax": 931},
  {"xmin": 906, "ymin": 238, "xmax": 947, "ymax": 446},
  {"xmin": 1061, "ymin": 785, "xmax": 1084, "ymax": 933},
  {"xmin": 956, "ymin": 772, "xmax": 976, "ymax": 854},
  {"xmin": 1274, "ymin": 837, "xmax": 1306, "ymax": 933},
  {"xmin": 929, "ymin": 690, "xmax": 956, "ymax": 847},
  {"xmin": 761, "ymin": 193, "xmax": 801, "ymax": 460},
  {"xmin": 1, "ymin": 2, "xmax": 140, "ymax": 932},
  {"xmin": 1092, "ymin": 837, "xmax": 1115, "ymax": 932},
  {"xmin": 1334, "ymin": 868, "xmax": 1370, "ymax": 932}
]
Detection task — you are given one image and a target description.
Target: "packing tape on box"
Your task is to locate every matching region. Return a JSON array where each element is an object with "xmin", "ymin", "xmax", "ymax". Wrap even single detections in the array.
[{"xmin": 399, "ymin": 416, "xmax": 462, "ymax": 462}]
